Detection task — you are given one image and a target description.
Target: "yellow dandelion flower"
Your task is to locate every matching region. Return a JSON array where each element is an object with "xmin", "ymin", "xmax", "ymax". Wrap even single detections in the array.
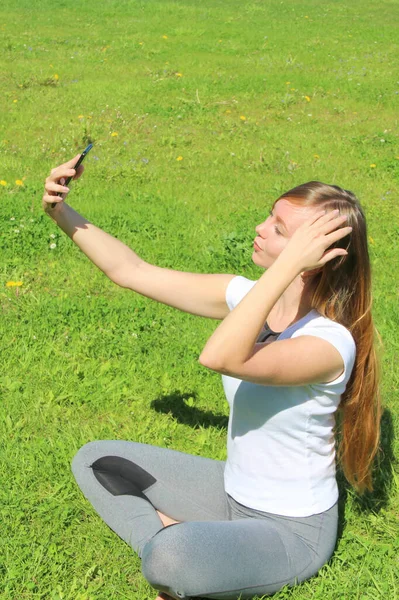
[
  {"xmin": 139, "ymin": 42, "xmax": 143, "ymax": 45},
  {"xmin": 13, "ymin": 99, "xmax": 18, "ymax": 103},
  {"xmin": 6, "ymin": 281, "xmax": 23, "ymax": 287},
  {"xmin": 369, "ymin": 236, "xmax": 375, "ymax": 245},
  {"xmin": 225, "ymin": 109, "xmax": 231, "ymax": 114},
  {"xmin": 162, "ymin": 35, "xmax": 168, "ymax": 39},
  {"xmin": 87, "ymin": 115, "xmax": 92, "ymax": 119},
  {"xmin": 286, "ymin": 81, "xmax": 290, "ymax": 85},
  {"xmin": 305, "ymin": 96, "xmax": 311, "ymax": 102},
  {"xmin": 15, "ymin": 180, "xmax": 24, "ymax": 186},
  {"xmin": 395, "ymin": 156, "xmax": 399, "ymax": 160},
  {"xmin": 370, "ymin": 164, "xmax": 376, "ymax": 168},
  {"xmin": 305, "ymin": 15, "xmax": 309, "ymax": 18},
  {"xmin": 176, "ymin": 72, "xmax": 183, "ymax": 77},
  {"xmin": 54, "ymin": 74, "xmax": 59, "ymax": 80},
  {"xmin": 219, "ymin": 39, "xmax": 222, "ymax": 43},
  {"xmin": 313, "ymin": 154, "xmax": 320, "ymax": 159},
  {"xmin": 176, "ymin": 156, "xmax": 183, "ymax": 161},
  {"xmin": 0, "ymin": 180, "xmax": 7, "ymax": 186},
  {"xmin": 240, "ymin": 116, "xmax": 246, "ymax": 121},
  {"xmin": 111, "ymin": 132, "xmax": 118, "ymax": 137},
  {"xmin": 78, "ymin": 115, "xmax": 84, "ymax": 119},
  {"xmin": 290, "ymin": 88, "xmax": 296, "ymax": 91}
]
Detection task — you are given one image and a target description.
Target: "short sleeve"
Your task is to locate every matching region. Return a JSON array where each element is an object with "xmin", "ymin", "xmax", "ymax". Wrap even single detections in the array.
[
  {"xmin": 225, "ymin": 276, "xmax": 257, "ymax": 311},
  {"xmin": 291, "ymin": 319, "xmax": 356, "ymax": 390}
]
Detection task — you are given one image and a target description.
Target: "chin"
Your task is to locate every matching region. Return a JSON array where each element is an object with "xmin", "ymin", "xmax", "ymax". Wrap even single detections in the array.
[{"xmin": 252, "ymin": 251, "xmax": 270, "ymax": 269}]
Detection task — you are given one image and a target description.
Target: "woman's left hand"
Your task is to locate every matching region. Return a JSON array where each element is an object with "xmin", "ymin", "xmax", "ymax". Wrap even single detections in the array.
[{"xmin": 279, "ymin": 209, "xmax": 352, "ymax": 274}]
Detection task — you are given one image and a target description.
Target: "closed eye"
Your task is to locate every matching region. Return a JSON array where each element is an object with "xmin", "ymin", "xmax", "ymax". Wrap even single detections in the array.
[{"xmin": 269, "ymin": 209, "xmax": 283, "ymax": 236}]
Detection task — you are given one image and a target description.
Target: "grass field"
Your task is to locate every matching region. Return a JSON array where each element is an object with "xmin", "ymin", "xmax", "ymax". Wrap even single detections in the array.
[{"xmin": 1, "ymin": 0, "xmax": 398, "ymax": 598}]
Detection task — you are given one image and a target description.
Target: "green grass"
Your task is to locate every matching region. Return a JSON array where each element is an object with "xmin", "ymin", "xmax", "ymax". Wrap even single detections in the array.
[{"xmin": 1, "ymin": 0, "xmax": 398, "ymax": 598}]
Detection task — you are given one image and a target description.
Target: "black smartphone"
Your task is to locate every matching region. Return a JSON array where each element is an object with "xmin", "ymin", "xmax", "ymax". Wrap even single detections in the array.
[{"xmin": 51, "ymin": 143, "xmax": 93, "ymax": 207}]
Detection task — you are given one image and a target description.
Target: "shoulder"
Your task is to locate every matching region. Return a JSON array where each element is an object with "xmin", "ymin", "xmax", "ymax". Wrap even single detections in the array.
[
  {"xmin": 283, "ymin": 311, "xmax": 357, "ymax": 384},
  {"xmin": 289, "ymin": 311, "xmax": 355, "ymax": 349}
]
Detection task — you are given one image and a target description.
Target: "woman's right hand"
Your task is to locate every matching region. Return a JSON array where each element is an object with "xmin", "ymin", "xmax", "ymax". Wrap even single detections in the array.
[{"xmin": 42, "ymin": 154, "xmax": 85, "ymax": 213}]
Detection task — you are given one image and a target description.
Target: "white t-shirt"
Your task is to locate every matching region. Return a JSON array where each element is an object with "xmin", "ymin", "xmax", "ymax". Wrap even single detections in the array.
[{"xmin": 223, "ymin": 276, "xmax": 356, "ymax": 517}]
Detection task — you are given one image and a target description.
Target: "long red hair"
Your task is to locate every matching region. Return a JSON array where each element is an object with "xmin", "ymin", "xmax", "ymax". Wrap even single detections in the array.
[{"xmin": 274, "ymin": 182, "xmax": 382, "ymax": 493}]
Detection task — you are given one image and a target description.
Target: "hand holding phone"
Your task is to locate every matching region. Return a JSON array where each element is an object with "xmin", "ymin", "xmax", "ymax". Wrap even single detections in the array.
[{"xmin": 50, "ymin": 143, "xmax": 93, "ymax": 208}]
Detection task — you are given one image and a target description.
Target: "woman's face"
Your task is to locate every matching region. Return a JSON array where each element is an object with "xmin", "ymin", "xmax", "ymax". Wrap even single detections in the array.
[{"xmin": 252, "ymin": 198, "xmax": 317, "ymax": 269}]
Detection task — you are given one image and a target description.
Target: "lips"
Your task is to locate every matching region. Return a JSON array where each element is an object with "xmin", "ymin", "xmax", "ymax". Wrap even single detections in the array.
[{"xmin": 253, "ymin": 239, "xmax": 262, "ymax": 251}]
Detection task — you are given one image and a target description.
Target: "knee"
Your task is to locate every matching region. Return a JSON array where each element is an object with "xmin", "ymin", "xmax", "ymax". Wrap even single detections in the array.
[
  {"xmin": 141, "ymin": 526, "xmax": 188, "ymax": 599},
  {"xmin": 71, "ymin": 440, "xmax": 98, "ymax": 476}
]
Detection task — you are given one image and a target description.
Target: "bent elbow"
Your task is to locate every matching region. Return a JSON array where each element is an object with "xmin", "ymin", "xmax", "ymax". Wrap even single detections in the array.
[
  {"xmin": 198, "ymin": 352, "xmax": 214, "ymax": 369},
  {"xmin": 198, "ymin": 352, "xmax": 229, "ymax": 373}
]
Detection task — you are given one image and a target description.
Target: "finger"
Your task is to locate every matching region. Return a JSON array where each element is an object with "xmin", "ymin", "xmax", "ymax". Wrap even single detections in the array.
[
  {"xmin": 325, "ymin": 226, "xmax": 353, "ymax": 245},
  {"xmin": 62, "ymin": 154, "xmax": 81, "ymax": 169},
  {"xmin": 319, "ymin": 214, "xmax": 349, "ymax": 235},
  {"xmin": 43, "ymin": 193, "xmax": 64, "ymax": 204},
  {"xmin": 48, "ymin": 167, "xmax": 76, "ymax": 183},
  {"xmin": 49, "ymin": 155, "xmax": 79, "ymax": 178},
  {"xmin": 319, "ymin": 248, "xmax": 348, "ymax": 266},
  {"xmin": 309, "ymin": 208, "xmax": 344, "ymax": 227},
  {"xmin": 45, "ymin": 181, "xmax": 70, "ymax": 195},
  {"xmin": 307, "ymin": 209, "xmax": 334, "ymax": 226}
]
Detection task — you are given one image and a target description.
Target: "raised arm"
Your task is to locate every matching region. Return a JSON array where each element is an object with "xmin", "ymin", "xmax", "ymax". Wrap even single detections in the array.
[
  {"xmin": 42, "ymin": 157, "xmax": 235, "ymax": 319},
  {"xmin": 114, "ymin": 262, "xmax": 235, "ymax": 319}
]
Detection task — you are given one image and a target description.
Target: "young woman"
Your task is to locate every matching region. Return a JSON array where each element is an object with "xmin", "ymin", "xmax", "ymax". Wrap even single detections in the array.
[{"xmin": 43, "ymin": 157, "xmax": 381, "ymax": 600}]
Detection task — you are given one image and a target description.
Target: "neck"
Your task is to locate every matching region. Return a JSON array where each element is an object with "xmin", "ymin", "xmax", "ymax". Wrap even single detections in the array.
[{"xmin": 269, "ymin": 273, "xmax": 314, "ymax": 327}]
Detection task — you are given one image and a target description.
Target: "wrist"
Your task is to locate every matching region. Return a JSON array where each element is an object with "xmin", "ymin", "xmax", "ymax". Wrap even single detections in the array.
[
  {"xmin": 44, "ymin": 200, "xmax": 65, "ymax": 219},
  {"xmin": 271, "ymin": 252, "xmax": 302, "ymax": 280},
  {"xmin": 43, "ymin": 202, "xmax": 64, "ymax": 215}
]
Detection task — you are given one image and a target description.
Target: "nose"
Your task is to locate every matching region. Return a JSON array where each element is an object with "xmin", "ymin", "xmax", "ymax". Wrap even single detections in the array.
[{"xmin": 256, "ymin": 220, "xmax": 267, "ymax": 236}]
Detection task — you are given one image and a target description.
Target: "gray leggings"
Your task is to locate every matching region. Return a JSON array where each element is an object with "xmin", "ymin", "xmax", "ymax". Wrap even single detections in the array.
[{"xmin": 71, "ymin": 440, "xmax": 338, "ymax": 599}]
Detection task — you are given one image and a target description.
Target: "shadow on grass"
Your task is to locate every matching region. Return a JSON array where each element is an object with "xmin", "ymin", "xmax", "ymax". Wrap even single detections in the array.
[
  {"xmin": 336, "ymin": 407, "xmax": 396, "ymax": 543},
  {"xmin": 150, "ymin": 390, "xmax": 228, "ymax": 430}
]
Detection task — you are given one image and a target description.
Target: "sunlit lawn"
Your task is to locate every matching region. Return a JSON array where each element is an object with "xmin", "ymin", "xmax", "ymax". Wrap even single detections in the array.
[{"xmin": 1, "ymin": 0, "xmax": 398, "ymax": 598}]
